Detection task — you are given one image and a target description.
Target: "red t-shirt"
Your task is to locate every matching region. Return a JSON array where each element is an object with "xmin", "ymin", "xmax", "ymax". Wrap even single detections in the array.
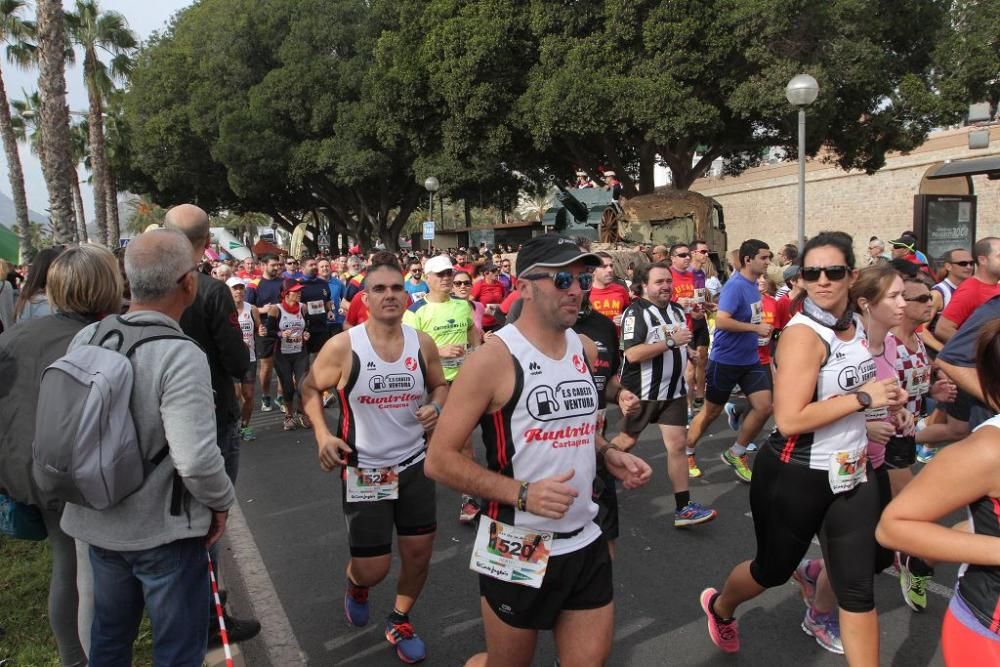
[
  {"xmin": 500, "ymin": 289, "xmax": 520, "ymax": 314},
  {"xmin": 454, "ymin": 262, "xmax": 475, "ymax": 276},
  {"xmin": 471, "ymin": 280, "xmax": 506, "ymax": 328},
  {"xmin": 346, "ymin": 295, "xmax": 368, "ymax": 326},
  {"xmin": 773, "ymin": 294, "xmax": 800, "ymax": 332},
  {"xmin": 758, "ymin": 293, "xmax": 778, "ymax": 365},
  {"xmin": 669, "ymin": 268, "xmax": 706, "ymax": 326},
  {"xmin": 940, "ymin": 277, "xmax": 1000, "ymax": 330},
  {"xmin": 589, "ymin": 283, "xmax": 630, "ymax": 321}
]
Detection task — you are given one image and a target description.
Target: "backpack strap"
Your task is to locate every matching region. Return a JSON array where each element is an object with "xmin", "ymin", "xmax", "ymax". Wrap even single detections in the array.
[{"xmin": 89, "ymin": 315, "xmax": 197, "ymax": 356}]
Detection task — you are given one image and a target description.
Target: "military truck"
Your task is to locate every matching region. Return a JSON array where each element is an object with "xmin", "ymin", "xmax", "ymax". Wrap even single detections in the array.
[{"xmin": 544, "ymin": 186, "xmax": 728, "ymax": 274}]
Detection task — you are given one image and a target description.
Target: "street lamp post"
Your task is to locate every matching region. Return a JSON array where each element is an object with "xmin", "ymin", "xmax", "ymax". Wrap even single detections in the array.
[
  {"xmin": 785, "ymin": 74, "xmax": 819, "ymax": 253},
  {"xmin": 424, "ymin": 176, "xmax": 440, "ymax": 253}
]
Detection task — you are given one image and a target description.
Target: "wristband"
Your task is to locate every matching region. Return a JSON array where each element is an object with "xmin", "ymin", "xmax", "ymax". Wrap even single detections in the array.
[
  {"xmin": 598, "ymin": 443, "xmax": 622, "ymax": 457},
  {"xmin": 431, "ymin": 402, "xmax": 442, "ymax": 416},
  {"xmin": 516, "ymin": 482, "xmax": 529, "ymax": 512}
]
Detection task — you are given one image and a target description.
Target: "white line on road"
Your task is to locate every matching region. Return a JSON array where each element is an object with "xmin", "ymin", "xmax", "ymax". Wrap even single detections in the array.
[{"xmin": 227, "ymin": 501, "xmax": 308, "ymax": 665}]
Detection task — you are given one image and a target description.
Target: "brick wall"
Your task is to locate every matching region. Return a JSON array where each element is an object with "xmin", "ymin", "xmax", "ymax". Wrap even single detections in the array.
[{"xmin": 693, "ymin": 126, "xmax": 1000, "ymax": 262}]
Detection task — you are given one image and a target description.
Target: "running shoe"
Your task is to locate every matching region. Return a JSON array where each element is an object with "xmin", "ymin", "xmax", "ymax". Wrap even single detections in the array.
[
  {"xmin": 283, "ymin": 415, "xmax": 296, "ymax": 431},
  {"xmin": 297, "ymin": 413, "xmax": 312, "ymax": 429},
  {"xmin": 240, "ymin": 426, "xmax": 256, "ymax": 441},
  {"xmin": 693, "ymin": 397, "xmax": 705, "ymax": 411},
  {"xmin": 724, "ymin": 402, "xmax": 742, "ymax": 432},
  {"xmin": 688, "ymin": 455, "xmax": 703, "ymax": 478},
  {"xmin": 801, "ymin": 606, "xmax": 844, "ymax": 655},
  {"xmin": 674, "ymin": 501, "xmax": 717, "ymax": 527},
  {"xmin": 275, "ymin": 395, "xmax": 286, "ymax": 412},
  {"xmin": 915, "ymin": 444, "xmax": 937, "ymax": 464},
  {"xmin": 721, "ymin": 450, "xmax": 752, "ymax": 483},
  {"xmin": 699, "ymin": 588, "xmax": 739, "ymax": 653},
  {"xmin": 745, "ymin": 442, "xmax": 758, "ymax": 453},
  {"xmin": 899, "ymin": 556, "xmax": 929, "ymax": 613},
  {"xmin": 459, "ymin": 496, "xmax": 480, "ymax": 523},
  {"xmin": 261, "ymin": 395, "xmax": 273, "ymax": 412},
  {"xmin": 344, "ymin": 579, "xmax": 370, "ymax": 627},
  {"xmin": 791, "ymin": 558, "xmax": 820, "ymax": 607},
  {"xmin": 385, "ymin": 617, "xmax": 426, "ymax": 663}
]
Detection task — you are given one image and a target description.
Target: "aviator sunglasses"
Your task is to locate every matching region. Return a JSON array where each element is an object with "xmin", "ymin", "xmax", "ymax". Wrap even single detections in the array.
[
  {"xmin": 801, "ymin": 265, "xmax": 849, "ymax": 282},
  {"xmin": 522, "ymin": 270, "xmax": 594, "ymax": 291}
]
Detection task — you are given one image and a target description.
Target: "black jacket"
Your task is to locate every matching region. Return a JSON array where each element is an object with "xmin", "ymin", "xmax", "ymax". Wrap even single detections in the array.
[
  {"xmin": 0, "ymin": 313, "xmax": 96, "ymax": 508},
  {"xmin": 180, "ymin": 273, "xmax": 250, "ymax": 423}
]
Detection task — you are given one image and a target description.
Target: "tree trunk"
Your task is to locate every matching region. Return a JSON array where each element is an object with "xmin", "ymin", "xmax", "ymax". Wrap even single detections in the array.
[
  {"xmin": 464, "ymin": 198, "xmax": 472, "ymax": 229},
  {"xmin": 71, "ymin": 171, "xmax": 87, "ymax": 242},
  {"xmin": 105, "ymin": 162, "xmax": 120, "ymax": 247},
  {"xmin": 84, "ymin": 50, "xmax": 109, "ymax": 246},
  {"xmin": 35, "ymin": 0, "xmax": 77, "ymax": 243},
  {"xmin": 638, "ymin": 141, "xmax": 656, "ymax": 194},
  {"xmin": 0, "ymin": 70, "xmax": 34, "ymax": 261}
]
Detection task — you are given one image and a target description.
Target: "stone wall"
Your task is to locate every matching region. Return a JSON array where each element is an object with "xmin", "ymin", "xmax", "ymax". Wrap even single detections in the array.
[{"xmin": 693, "ymin": 126, "xmax": 1000, "ymax": 261}]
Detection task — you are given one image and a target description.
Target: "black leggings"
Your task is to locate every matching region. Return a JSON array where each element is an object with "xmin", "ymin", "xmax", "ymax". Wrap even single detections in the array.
[
  {"xmin": 274, "ymin": 351, "xmax": 309, "ymax": 409},
  {"xmin": 748, "ymin": 444, "xmax": 882, "ymax": 613}
]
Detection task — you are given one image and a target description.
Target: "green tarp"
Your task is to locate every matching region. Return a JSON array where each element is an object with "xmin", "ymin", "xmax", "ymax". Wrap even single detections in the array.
[{"xmin": 0, "ymin": 225, "xmax": 19, "ymax": 263}]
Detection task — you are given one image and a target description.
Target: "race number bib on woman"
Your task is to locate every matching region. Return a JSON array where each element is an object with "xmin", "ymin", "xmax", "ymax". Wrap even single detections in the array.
[
  {"xmin": 345, "ymin": 466, "xmax": 399, "ymax": 502},
  {"xmin": 470, "ymin": 516, "xmax": 552, "ymax": 589},
  {"xmin": 828, "ymin": 447, "xmax": 868, "ymax": 494}
]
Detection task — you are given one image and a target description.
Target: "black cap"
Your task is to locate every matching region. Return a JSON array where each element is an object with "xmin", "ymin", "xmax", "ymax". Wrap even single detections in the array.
[{"xmin": 516, "ymin": 233, "xmax": 602, "ymax": 276}]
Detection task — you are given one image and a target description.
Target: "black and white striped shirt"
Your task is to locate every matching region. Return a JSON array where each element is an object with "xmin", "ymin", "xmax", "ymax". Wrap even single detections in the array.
[{"xmin": 620, "ymin": 298, "xmax": 688, "ymax": 401}]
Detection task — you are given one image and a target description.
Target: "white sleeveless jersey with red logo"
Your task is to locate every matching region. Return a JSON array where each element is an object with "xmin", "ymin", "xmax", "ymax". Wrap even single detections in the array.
[
  {"xmin": 481, "ymin": 324, "xmax": 601, "ymax": 556},
  {"xmin": 238, "ymin": 302, "xmax": 256, "ymax": 362},
  {"xmin": 338, "ymin": 323, "xmax": 427, "ymax": 468}
]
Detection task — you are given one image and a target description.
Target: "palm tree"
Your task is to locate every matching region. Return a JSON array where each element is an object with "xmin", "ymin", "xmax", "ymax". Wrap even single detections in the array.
[
  {"xmin": 0, "ymin": 0, "xmax": 36, "ymax": 260},
  {"xmin": 66, "ymin": 0, "xmax": 135, "ymax": 249},
  {"xmin": 69, "ymin": 119, "xmax": 88, "ymax": 241},
  {"xmin": 34, "ymin": 0, "xmax": 77, "ymax": 243}
]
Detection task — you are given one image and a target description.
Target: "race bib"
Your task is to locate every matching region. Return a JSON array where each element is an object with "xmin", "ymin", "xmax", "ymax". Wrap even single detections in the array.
[
  {"xmin": 693, "ymin": 288, "xmax": 706, "ymax": 305},
  {"xmin": 470, "ymin": 516, "xmax": 552, "ymax": 588},
  {"xmin": 441, "ymin": 344, "xmax": 467, "ymax": 369},
  {"xmin": 596, "ymin": 407, "xmax": 607, "ymax": 433},
  {"xmin": 307, "ymin": 300, "xmax": 325, "ymax": 316},
  {"xmin": 828, "ymin": 448, "xmax": 868, "ymax": 494},
  {"xmin": 907, "ymin": 366, "xmax": 930, "ymax": 398},
  {"xmin": 410, "ymin": 291, "xmax": 427, "ymax": 302},
  {"xmin": 865, "ymin": 406, "xmax": 889, "ymax": 421},
  {"xmin": 750, "ymin": 302, "xmax": 768, "ymax": 346},
  {"xmin": 622, "ymin": 315, "xmax": 636, "ymax": 341},
  {"xmin": 345, "ymin": 466, "xmax": 399, "ymax": 502},
  {"xmin": 280, "ymin": 328, "xmax": 304, "ymax": 355}
]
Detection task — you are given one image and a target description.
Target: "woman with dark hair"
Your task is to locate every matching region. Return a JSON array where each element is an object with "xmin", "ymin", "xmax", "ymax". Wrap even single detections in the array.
[
  {"xmin": 877, "ymin": 319, "xmax": 1000, "ymax": 666},
  {"xmin": 265, "ymin": 278, "xmax": 311, "ymax": 431},
  {"xmin": 701, "ymin": 232, "xmax": 905, "ymax": 665},
  {"xmin": 0, "ymin": 244, "xmax": 124, "ymax": 667},
  {"xmin": 14, "ymin": 245, "xmax": 65, "ymax": 322}
]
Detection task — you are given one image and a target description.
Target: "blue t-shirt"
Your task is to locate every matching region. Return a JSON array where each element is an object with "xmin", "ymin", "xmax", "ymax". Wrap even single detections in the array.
[
  {"xmin": 327, "ymin": 277, "xmax": 345, "ymax": 325},
  {"xmin": 938, "ymin": 294, "xmax": 1000, "ymax": 430},
  {"xmin": 710, "ymin": 271, "xmax": 763, "ymax": 365},
  {"xmin": 404, "ymin": 280, "xmax": 429, "ymax": 301}
]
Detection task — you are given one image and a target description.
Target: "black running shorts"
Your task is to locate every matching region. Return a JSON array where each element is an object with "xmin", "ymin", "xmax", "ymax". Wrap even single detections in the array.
[
  {"xmin": 687, "ymin": 317, "xmax": 710, "ymax": 350},
  {"xmin": 621, "ymin": 398, "xmax": 687, "ymax": 433},
  {"xmin": 341, "ymin": 458, "xmax": 437, "ymax": 558},
  {"xmin": 884, "ymin": 435, "xmax": 916, "ymax": 470},
  {"xmin": 479, "ymin": 534, "xmax": 613, "ymax": 630},
  {"xmin": 255, "ymin": 335, "xmax": 275, "ymax": 360},
  {"xmin": 593, "ymin": 465, "xmax": 619, "ymax": 541},
  {"xmin": 705, "ymin": 361, "xmax": 771, "ymax": 406},
  {"xmin": 307, "ymin": 329, "xmax": 331, "ymax": 355}
]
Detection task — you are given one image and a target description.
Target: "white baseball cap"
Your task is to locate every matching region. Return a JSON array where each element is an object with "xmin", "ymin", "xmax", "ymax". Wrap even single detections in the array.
[
  {"xmin": 226, "ymin": 277, "xmax": 247, "ymax": 288},
  {"xmin": 424, "ymin": 255, "xmax": 454, "ymax": 275}
]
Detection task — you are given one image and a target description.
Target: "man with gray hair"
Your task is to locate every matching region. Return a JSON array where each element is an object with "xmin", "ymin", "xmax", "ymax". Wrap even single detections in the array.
[
  {"xmin": 61, "ymin": 229, "xmax": 236, "ymax": 666},
  {"xmin": 162, "ymin": 204, "xmax": 259, "ymax": 646}
]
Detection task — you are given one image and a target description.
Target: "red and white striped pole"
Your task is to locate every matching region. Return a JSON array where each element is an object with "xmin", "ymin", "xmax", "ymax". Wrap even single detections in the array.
[{"xmin": 208, "ymin": 553, "xmax": 235, "ymax": 667}]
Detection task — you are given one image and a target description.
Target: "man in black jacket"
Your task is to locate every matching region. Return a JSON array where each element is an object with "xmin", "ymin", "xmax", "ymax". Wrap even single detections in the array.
[{"xmin": 164, "ymin": 204, "xmax": 261, "ymax": 645}]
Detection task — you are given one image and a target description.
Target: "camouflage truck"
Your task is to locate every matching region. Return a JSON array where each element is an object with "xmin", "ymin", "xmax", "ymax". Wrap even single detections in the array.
[{"xmin": 543, "ymin": 186, "xmax": 729, "ymax": 276}]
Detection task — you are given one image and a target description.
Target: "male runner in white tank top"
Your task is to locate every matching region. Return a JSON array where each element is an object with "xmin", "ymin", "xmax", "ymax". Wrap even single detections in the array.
[
  {"xmin": 301, "ymin": 254, "xmax": 448, "ymax": 664},
  {"xmin": 425, "ymin": 234, "xmax": 652, "ymax": 667}
]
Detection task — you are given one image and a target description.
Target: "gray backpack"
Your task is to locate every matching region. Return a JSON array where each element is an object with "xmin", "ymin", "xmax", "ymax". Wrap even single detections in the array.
[{"xmin": 32, "ymin": 316, "xmax": 190, "ymax": 510}]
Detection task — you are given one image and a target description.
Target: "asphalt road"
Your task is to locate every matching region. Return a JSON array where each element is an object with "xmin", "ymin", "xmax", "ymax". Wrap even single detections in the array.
[{"xmin": 234, "ymin": 405, "xmax": 954, "ymax": 666}]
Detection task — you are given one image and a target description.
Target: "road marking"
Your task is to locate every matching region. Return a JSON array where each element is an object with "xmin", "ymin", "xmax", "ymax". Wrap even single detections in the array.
[
  {"xmin": 443, "ymin": 617, "xmax": 483, "ymax": 637},
  {"xmin": 613, "ymin": 616, "xmax": 656, "ymax": 642},
  {"xmin": 227, "ymin": 502, "xmax": 307, "ymax": 665}
]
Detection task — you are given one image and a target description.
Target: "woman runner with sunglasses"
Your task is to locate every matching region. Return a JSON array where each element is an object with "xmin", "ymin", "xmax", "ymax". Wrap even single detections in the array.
[{"xmin": 701, "ymin": 231, "xmax": 905, "ymax": 665}]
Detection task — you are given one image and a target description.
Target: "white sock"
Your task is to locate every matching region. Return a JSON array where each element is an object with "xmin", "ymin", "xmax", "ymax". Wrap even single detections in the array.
[{"xmin": 729, "ymin": 443, "xmax": 747, "ymax": 457}]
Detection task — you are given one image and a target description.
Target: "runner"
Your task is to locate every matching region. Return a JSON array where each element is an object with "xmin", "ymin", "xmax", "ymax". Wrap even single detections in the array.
[
  {"xmin": 686, "ymin": 240, "xmax": 774, "ymax": 483},
  {"xmin": 425, "ymin": 234, "xmax": 651, "ymax": 666},
  {"xmin": 301, "ymin": 254, "xmax": 447, "ymax": 664},
  {"xmin": 929, "ymin": 248, "xmax": 974, "ymax": 337},
  {"xmin": 264, "ymin": 279, "xmax": 311, "ymax": 431},
  {"xmin": 299, "ymin": 257, "xmax": 334, "ymax": 358},
  {"xmin": 667, "ymin": 243, "xmax": 708, "ymax": 425},
  {"xmin": 876, "ymin": 319, "xmax": 1000, "ymax": 665},
  {"xmin": 610, "ymin": 261, "xmax": 716, "ymax": 526},
  {"xmin": 935, "ymin": 237, "xmax": 1000, "ymax": 342},
  {"xmin": 228, "ymin": 277, "xmax": 264, "ymax": 441},
  {"xmin": 246, "ymin": 253, "xmax": 284, "ymax": 412},
  {"xmin": 451, "ymin": 270, "xmax": 485, "ymax": 336},
  {"xmin": 404, "ymin": 259, "xmax": 429, "ymax": 302},
  {"xmin": 701, "ymin": 231, "xmax": 904, "ymax": 663},
  {"xmin": 588, "ymin": 252, "xmax": 630, "ymax": 331},
  {"xmin": 402, "ymin": 254, "xmax": 480, "ymax": 523},
  {"xmin": 471, "ymin": 263, "xmax": 506, "ymax": 333}
]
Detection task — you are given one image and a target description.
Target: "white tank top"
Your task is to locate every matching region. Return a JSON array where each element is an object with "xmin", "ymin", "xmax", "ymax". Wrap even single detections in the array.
[
  {"xmin": 768, "ymin": 312, "xmax": 876, "ymax": 470},
  {"xmin": 277, "ymin": 304, "xmax": 306, "ymax": 355},
  {"xmin": 341, "ymin": 323, "xmax": 427, "ymax": 468},
  {"xmin": 480, "ymin": 324, "xmax": 601, "ymax": 556},
  {"xmin": 238, "ymin": 302, "xmax": 256, "ymax": 363}
]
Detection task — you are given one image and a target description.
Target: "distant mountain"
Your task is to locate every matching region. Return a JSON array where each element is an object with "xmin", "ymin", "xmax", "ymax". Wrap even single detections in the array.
[{"xmin": 0, "ymin": 191, "xmax": 48, "ymax": 228}]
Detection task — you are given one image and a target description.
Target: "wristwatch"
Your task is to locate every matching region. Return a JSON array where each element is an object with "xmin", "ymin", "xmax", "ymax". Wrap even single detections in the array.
[
  {"xmin": 855, "ymin": 391, "xmax": 872, "ymax": 411},
  {"xmin": 665, "ymin": 337, "xmax": 676, "ymax": 349}
]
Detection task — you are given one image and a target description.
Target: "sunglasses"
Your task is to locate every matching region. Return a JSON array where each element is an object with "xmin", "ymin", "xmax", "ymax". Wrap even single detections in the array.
[
  {"xmin": 801, "ymin": 265, "xmax": 849, "ymax": 282},
  {"xmin": 432, "ymin": 269, "xmax": 454, "ymax": 278},
  {"xmin": 950, "ymin": 260, "xmax": 974, "ymax": 267},
  {"xmin": 522, "ymin": 271, "xmax": 594, "ymax": 291},
  {"xmin": 904, "ymin": 294, "xmax": 933, "ymax": 304},
  {"xmin": 673, "ymin": 252, "xmax": 690, "ymax": 259},
  {"xmin": 453, "ymin": 280, "xmax": 472, "ymax": 286},
  {"xmin": 692, "ymin": 249, "xmax": 709, "ymax": 255}
]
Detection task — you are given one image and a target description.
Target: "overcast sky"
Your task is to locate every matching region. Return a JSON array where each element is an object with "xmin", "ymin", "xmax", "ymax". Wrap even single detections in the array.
[{"xmin": 0, "ymin": 0, "xmax": 193, "ymax": 215}]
